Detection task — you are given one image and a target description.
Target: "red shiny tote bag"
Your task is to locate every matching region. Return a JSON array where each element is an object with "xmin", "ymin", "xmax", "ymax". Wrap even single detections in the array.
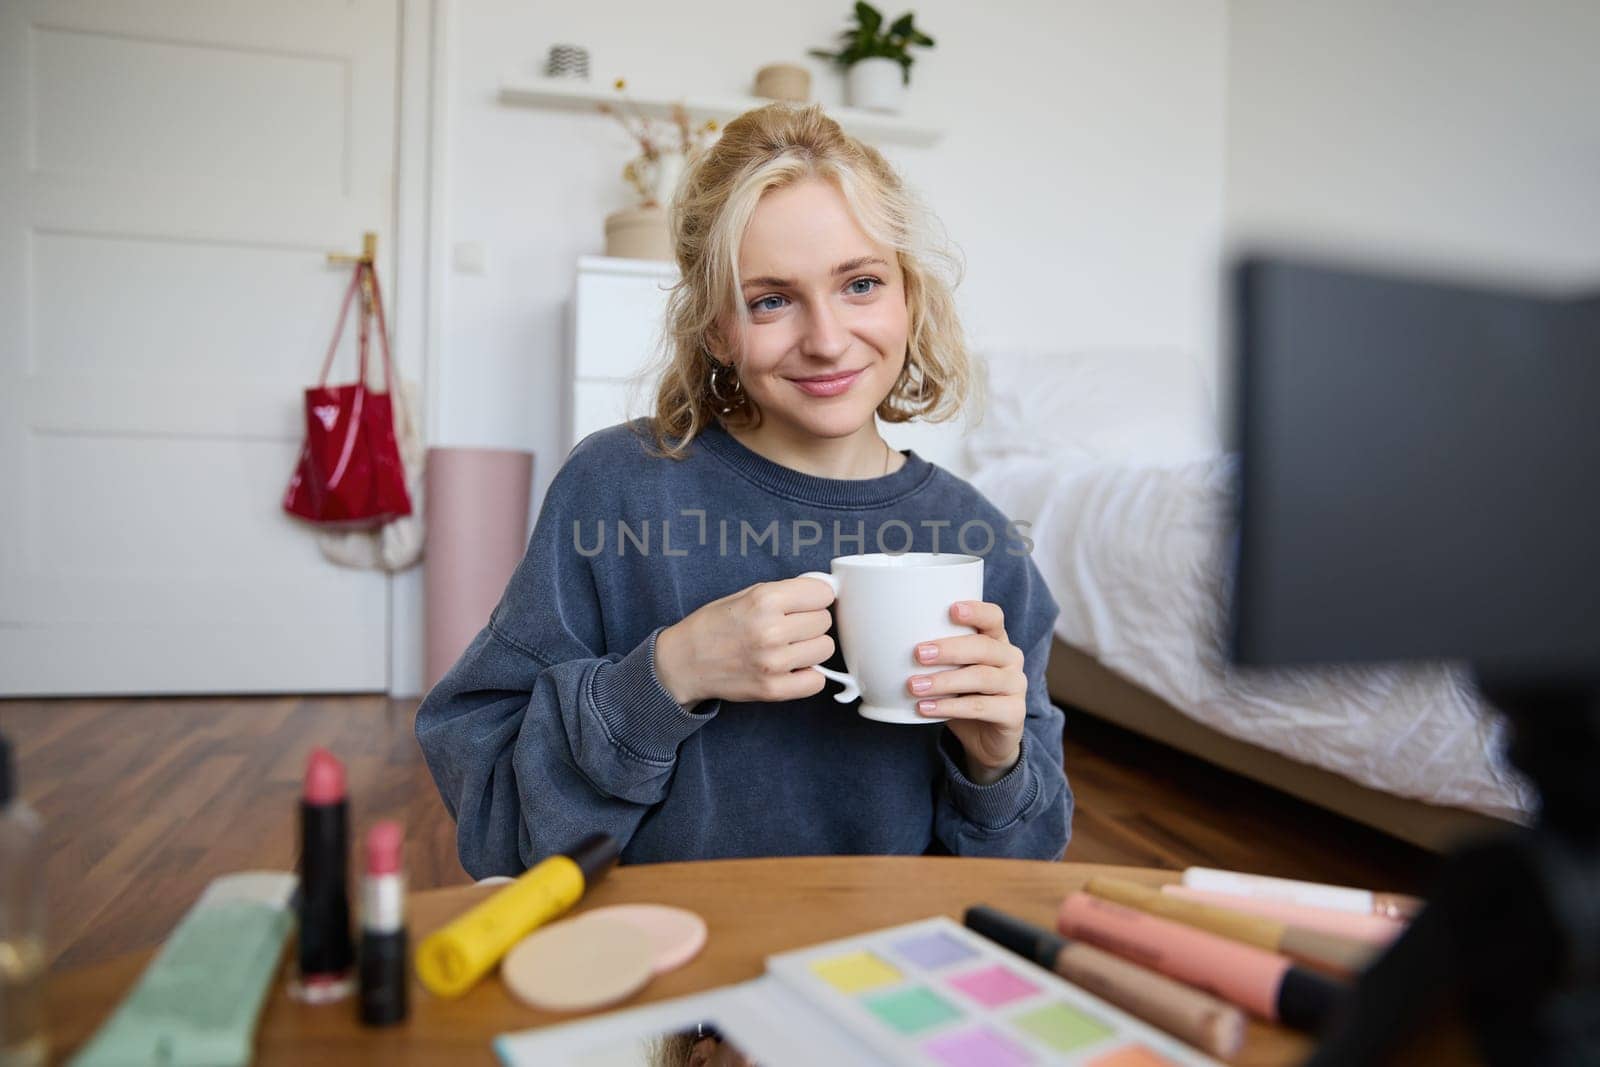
[{"xmin": 282, "ymin": 262, "xmax": 413, "ymax": 528}]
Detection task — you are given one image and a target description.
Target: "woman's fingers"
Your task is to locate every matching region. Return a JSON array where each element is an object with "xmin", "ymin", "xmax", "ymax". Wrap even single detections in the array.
[
  {"xmin": 781, "ymin": 633, "xmax": 836, "ymax": 672},
  {"xmin": 772, "ymin": 575, "xmax": 838, "ymax": 611},
  {"xmin": 914, "ymin": 633, "xmax": 1022, "ymax": 670},
  {"xmin": 915, "ymin": 694, "xmax": 1020, "ymax": 723},
  {"xmin": 950, "ymin": 599, "xmax": 1007, "ymax": 640},
  {"xmin": 741, "ymin": 637, "xmax": 833, "ymax": 702},
  {"xmin": 907, "ymin": 664, "xmax": 1025, "ymax": 699},
  {"xmin": 741, "ymin": 608, "xmax": 830, "ymax": 659},
  {"xmin": 748, "ymin": 630, "xmax": 834, "ymax": 678},
  {"xmin": 779, "ymin": 608, "xmax": 834, "ymax": 643},
  {"xmin": 759, "ymin": 664, "xmax": 829, "ymax": 703}
]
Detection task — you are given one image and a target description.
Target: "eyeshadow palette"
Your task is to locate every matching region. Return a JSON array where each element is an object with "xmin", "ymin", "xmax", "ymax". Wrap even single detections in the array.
[
  {"xmin": 496, "ymin": 916, "xmax": 1222, "ymax": 1066},
  {"xmin": 766, "ymin": 917, "xmax": 1217, "ymax": 1065}
]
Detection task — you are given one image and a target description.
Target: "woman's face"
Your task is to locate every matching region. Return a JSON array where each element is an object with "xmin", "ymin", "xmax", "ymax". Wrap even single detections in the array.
[{"xmin": 721, "ymin": 176, "xmax": 908, "ymax": 442}]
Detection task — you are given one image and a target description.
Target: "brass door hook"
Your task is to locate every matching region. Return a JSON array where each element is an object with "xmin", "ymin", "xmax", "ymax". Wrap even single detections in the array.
[
  {"xmin": 327, "ymin": 231, "xmax": 378, "ymax": 268},
  {"xmin": 328, "ymin": 232, "xmax": 379, "ymax": 310}
]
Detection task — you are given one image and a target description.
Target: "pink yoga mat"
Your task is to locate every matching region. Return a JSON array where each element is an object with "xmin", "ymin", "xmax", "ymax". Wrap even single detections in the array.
[{"xmin": 424, "ymin": 447, "xmax": 535, "ymax": 690}]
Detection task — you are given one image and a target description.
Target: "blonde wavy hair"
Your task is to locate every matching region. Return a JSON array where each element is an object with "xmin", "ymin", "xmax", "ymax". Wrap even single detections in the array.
[{"xmin": 638, "ymin": 102, "xmax": 975, "ymax": 457}]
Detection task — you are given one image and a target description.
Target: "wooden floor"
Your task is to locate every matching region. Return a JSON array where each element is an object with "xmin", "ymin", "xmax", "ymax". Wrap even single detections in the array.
[{"xmin": 0, "ymin": 695, "xmax": 1434, "ymax": 971}]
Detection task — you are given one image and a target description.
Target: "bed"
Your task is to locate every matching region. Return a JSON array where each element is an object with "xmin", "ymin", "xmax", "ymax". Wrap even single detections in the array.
[{"xmin": 965, "ymin": 349, "xmax": 1531, "ymax": 851}]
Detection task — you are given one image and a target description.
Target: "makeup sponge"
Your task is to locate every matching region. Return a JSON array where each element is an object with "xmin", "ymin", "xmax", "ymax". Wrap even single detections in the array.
[
  {"xmin": 576, "ymin": 904, "xmax": 707, "ymax": 974},
  {"xmin": 500, "ymin": 915, "xmax": 653, "ymax": 1013}
]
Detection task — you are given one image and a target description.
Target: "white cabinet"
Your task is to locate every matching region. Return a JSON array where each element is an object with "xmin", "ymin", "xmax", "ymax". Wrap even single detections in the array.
[{"xmin": 567, "ymin": 255, "xmax": 678, "ymax": 449}]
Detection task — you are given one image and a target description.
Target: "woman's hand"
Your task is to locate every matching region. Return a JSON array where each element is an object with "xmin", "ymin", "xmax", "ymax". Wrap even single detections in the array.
[
  {"xmin": 654, "ymin": 578, "xmax": 836, "ymax": 708},
  {"xmin": 908, "ymin": 601, "xmax": 1028, "ymax": 784}
]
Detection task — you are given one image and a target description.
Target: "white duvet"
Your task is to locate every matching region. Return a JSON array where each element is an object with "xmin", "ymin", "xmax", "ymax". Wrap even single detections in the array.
[{"xmin": 972, "ymin": 452, "xmax": 1533, "ymax": 823}]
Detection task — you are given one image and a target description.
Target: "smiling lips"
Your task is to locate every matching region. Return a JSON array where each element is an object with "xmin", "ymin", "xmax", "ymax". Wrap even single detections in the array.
[{"xmin": 789, "ymin": 368, "xmax": 863, "ymax": 397}]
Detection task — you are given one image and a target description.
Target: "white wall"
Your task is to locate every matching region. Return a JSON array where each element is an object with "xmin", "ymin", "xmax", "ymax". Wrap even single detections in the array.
[
  {"xmin": 1224, "ymin": 0, "xmax": 1600, "ymax": 284},
  {"xmin": 435, "ymin": 0, "xmax": 1227, "ymax": 507}
]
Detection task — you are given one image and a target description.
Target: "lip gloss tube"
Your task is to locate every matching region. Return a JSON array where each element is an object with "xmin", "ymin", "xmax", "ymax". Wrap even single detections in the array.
[
  {"xmin": 1161, "ymin": 885, "xmax": 1406, "ymax": 946},
  {"xmin": 359, "ymin": 821, "xmax": 408, "ymax": 1026},
  {"xmin": 1181, "ymin": 867, "xmax": 1423, "ymax": 921},
  {"xmin": 295, "ymin": 747, "xmax": 354, "ymax": 1003},
  {"xmin": 1058, "ymin": 892, "xmax": 1344, "ymax": 1032},
  {"xmin": 1087, "ymin": 877, "xmax": 1378, "ymax": 979},
  {"xmin": 965, "ymin": 905, "xmax": 1246, "ymax": 1058}
]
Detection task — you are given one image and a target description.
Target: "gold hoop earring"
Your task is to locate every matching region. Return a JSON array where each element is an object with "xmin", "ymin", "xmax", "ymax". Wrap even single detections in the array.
[{"xmin": 707, "ymin": 358, "xmax": 747, "ymax": 413}]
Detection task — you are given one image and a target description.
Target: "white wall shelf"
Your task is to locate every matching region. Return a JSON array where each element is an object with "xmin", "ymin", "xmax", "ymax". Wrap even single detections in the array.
[{"xmin": 499, "ymin": 76, "xmax": 942, "ymax": 148}]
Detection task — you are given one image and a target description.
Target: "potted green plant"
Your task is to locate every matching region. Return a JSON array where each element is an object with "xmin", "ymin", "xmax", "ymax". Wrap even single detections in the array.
[{"xmin": 810, "ymin": 3, "xmax": 935, "ymax": 114}]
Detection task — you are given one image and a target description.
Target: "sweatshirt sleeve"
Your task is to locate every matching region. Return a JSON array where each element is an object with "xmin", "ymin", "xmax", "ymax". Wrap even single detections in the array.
[
  {"xmin": 932, "ymin": 560, "xmax": 1074, "ymax": 860},
  {"xmin": 414, "ymin": 452, "xmax": 719, "ymax": 879}
]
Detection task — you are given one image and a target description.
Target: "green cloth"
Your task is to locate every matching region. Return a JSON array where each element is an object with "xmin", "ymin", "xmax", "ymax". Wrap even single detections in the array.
[{"xmin": 71, "ymin": 899, "xmax": 291, "ymax": 1067}]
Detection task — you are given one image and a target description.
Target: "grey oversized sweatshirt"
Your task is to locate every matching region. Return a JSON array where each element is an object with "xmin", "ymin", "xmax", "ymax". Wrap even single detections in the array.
[{"xmin": 415, "ymin": 419, "xmax": 1073, "ymax": 877}]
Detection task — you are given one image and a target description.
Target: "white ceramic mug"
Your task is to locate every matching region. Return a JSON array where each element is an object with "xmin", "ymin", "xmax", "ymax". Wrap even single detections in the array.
[{"xmin": 799, "ymin": 552, "xmax": 985, "ymax": 725}]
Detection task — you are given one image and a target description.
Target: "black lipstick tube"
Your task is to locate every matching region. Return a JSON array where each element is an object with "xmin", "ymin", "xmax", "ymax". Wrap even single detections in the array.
[{"xmin": 297, "ymin": 750, "xmax": 354, "ymax": 998}]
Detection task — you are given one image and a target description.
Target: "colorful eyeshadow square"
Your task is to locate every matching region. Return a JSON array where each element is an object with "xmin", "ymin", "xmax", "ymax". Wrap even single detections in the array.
[
  {"xmin": 1087, "ymin": 1045, "xmax": 1180, "ymax": 1067},
  {"xmin": 889, "ymin": 930, "xmax": 978, "ymax": 969},
  {"xmin": 924, "ymin": 1026, "xmax": 1034, "ymax": 1067},
  {"xmin": 809, "ymin": 950, "xmax": 902, "ymax": 994},
  {"xmin": 947, "ymin": 964, "xmax": 1040, "ymax": 1008},
  {"xmin": 1014, "ymin": 1002, "xmax": 1115, "ymax": 1052},
  {"xmin": 864, "ymin": 985, "xmax": 963, "ymax": 1035}
]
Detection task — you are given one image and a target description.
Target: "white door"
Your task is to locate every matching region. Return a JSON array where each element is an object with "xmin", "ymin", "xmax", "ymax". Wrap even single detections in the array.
[{"xmin": 0, "ymin": 1, "xmax": 401, "ymax": 695}]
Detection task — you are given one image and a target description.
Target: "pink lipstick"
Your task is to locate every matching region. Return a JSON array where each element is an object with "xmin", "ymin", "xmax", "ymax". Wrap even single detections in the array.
[
  {"xmin": 358, "ymin": 821, "xmax": 408, "ymax": 1025},
  {"xmin": 791, "ymin": 368, "xmax": 862, "ymax": 397},
  {"xmin": 295, "ymin": 747, "xmax": 354, "ymax": 1003}
]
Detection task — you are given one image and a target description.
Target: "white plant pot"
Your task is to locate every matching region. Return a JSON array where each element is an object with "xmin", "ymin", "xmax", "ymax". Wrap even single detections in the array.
[{"xmin": 846, "ymin": 57, "xmax": 905, "ymax": 114}]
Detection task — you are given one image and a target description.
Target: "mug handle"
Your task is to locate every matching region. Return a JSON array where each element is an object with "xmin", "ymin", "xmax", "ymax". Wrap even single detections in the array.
[{"xmin": 798, "ymin": 571, "xmax": 860, "ymax": 704}]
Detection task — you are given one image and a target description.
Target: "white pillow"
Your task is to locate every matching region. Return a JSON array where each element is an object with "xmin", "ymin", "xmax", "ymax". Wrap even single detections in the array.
[{"xmin": 966, "ymin": 347, "xmax": 1221, "ymax": 469}]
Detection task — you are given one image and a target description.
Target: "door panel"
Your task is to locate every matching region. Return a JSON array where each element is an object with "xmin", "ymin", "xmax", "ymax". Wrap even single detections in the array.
[{"xmin": 0, "ymin": 1, "xmax": 401, "ymax": 695}]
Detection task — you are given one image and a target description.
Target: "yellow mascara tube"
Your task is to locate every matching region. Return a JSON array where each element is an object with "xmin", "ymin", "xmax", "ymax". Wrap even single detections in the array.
[{"xmin": 415, "ymin": 833, "xmax": 620, "ymax": 997}]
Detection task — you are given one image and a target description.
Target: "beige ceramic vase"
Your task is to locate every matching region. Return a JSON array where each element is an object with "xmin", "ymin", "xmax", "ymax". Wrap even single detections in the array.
[
  {"xmin": 604, "ymin": 205, "xmax": 672, "ymax": 261},
  {"xmin": 754, "ymin": 63, "xmax": 811, "ymax": 102}
]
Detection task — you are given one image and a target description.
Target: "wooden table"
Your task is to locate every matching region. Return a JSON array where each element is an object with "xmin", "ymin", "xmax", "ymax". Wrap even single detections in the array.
[{"xmin": 49, "ymin": 857, "xmax": 1311, "ymax": 1065}]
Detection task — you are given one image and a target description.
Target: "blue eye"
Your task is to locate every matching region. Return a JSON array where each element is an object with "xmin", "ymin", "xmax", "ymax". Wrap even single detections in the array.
[
  {"xmin": 848, "ymin": 276, "xmax": 882, "ymax": 295},
  {"xmin": 750, "ymin": 294, "xmax": 787, "ymax": 314}
]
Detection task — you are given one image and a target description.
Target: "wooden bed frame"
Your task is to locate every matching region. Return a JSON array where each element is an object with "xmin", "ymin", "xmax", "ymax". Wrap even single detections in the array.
[{"xmin": 1046, "ymin": 637, "xmax": 1513, "ymax": 852}]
